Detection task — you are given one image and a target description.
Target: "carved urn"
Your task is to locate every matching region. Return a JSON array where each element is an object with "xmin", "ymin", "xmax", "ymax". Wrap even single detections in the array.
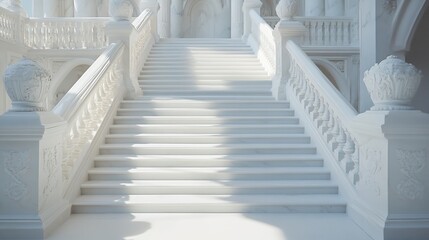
[
  {"xmin": 3, "ymin": 58, "xmax": 52, "ymax": 112},
  {"xmin": 363, "ymin": 55, "xmax": 422, "ymax": 110},
  {"xmin": 276, "ymin": 0, "xmax": 299, "ymax": 20},
  {"xmin": 109, "ymin": 0, "xmax": 134, "ymax": 21}
]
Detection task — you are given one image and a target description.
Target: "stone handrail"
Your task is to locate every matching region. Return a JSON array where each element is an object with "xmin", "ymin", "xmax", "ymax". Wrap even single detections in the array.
[
  {"xmin": 248, "ymin": 9, "xmax": 276, "ymax": 76},
  {"xmin": 264, "ymin": 16, "xmax": 358, "ymax": 47},
  {"xmin": 52, "ymin": 42, "xmax": 125, "ymax": 186},
  {"xmin": 25, "ymin": 17, "xmax": 109, "ymax": 50},
  {"xmin": 285, "ymin": 39, "xmax": 360, "ymax": 185},
  {"xmin": 130, "ymin": 9, "xmax": 155, "ymax": 85}
]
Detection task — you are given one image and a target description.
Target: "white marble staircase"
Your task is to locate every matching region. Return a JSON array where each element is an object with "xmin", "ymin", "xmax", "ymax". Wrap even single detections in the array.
[{"xmin": 72, "ymin": 38, "xmax": 346, "ymax": 214}]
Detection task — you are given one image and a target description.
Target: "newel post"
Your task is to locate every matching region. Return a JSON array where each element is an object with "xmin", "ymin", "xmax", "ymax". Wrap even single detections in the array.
[
  {"xmin": 106, "ymin": 0, "xmax": 142, "ymax": 99},
  {"xmin": 352, "ymin": 56, "xmax": 429, "ymax": 240},
  {"xmin": 0, "ymin": 59, "xmax": 69, "ymax": 239},
  {"xmin": 272, "ymin": 0, "xmax": 306, "ymax": 100},
  {"xmin": 242, "ymin": 0, "xmax": 262, "ymax": 40}
]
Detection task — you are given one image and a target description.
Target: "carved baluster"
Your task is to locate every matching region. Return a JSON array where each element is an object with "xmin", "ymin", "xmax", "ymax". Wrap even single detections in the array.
[
  {"xmin": 331, "ymin": 20, "xmax": 336, "ymax": 45},
  {"xmin": 335, "ymin": 126, "xmax": 346, "ymax": 161},
  {"xmin": 311, "ymin": 90, "xmax": 321, "ymax": 121},
  {"xmin": 350, "ymin": 141, "xmax": 360, "ymax": 184},
  {"xmin": 305, "ymin": 85, "xmax": 315, "ymax": 112},
  {"xmin": 325, "ymin": 110, "xmax": 335, "ymax": 139},
  {"xmin": 321, "ymin": 104, "xmax": 330, "ymax": 134},
  {"xmin": 316, "ymin": 98, "xmax": 325, "ymax": 128},
  {"xmin": 344, "ymin": 20, "xmax": 350, "ymax": 45},
  {"xmin": 298, "ymin": 77, "xmax": 308, "ymax": 102},
  {"xmin": 342, "ymin": 131, "xmax": 355, "ymax": 173}
]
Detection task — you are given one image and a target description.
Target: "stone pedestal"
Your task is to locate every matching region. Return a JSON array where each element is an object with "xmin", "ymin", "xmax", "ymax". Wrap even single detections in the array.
[
  {"xmin": 158, "ymin": 0, "xmax": 171, "ymax": 38},
  {"xmin": 0, "ymin": 112, "xmax": 69, "ymax": 239},
  {"xmin": 304, "ymin": 0, "xmax": 324, "ymax": 16},
  {"xmin": 106, "ymin": 21, "xmax": 142, "ymax": 98},
  {"xmin": 74, "ymin": 0, "xmax": 97, "ymax": 17},
  {"xmin": 352, "ymin": 110, "xmax": 429, "ymax": 240},
  {"xmin": 242, "ymin": 0, "xmax": 262, "ymax": 40},
  {"xmin": 231, "ymin": 0, "xmax": 244, "ymax": 38}
]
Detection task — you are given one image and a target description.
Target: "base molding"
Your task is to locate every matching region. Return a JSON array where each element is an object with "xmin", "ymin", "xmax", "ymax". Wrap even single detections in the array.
[{"xmin": 0, "ymin": 202, "xmax": 70, "ymax": 240}]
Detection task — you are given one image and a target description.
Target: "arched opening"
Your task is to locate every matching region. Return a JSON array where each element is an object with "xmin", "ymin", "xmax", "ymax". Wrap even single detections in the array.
[
  {"xmin": 406, "ymin": 6, "xmax": 429, "ymax": 113},
  {"xmin": 50, "ymin": 64, "xmax": 90, "ymax": 107}
]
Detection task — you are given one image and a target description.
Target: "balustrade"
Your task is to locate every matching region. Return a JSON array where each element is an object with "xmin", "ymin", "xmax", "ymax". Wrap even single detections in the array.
[
  {"xmin": 0, "ymin": 6, "xmax": 24, "ymax": 45},
  {"xmin": 248, "ymin": 9, "xmax": 276, "ymax": 75},
  {"xmin": 286, "ymin": 40, "xmax": 360, "ymax": 184},
  {"xmin": 25, "ymin": 18, "xmax": 109, "ymax": 50},
  {"xmin": 263, "ymin": 16, "xmax": 357, "ymax": 47}
]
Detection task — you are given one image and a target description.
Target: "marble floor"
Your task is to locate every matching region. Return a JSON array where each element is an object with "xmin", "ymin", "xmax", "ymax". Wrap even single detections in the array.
[{"xmin": 47, "ymin": 213, "xmax": 374, "ymax": 240}]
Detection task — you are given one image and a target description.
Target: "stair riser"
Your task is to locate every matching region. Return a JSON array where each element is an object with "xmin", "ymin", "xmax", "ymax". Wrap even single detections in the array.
[
  {"xmin": 140, "ymin": 70, "xmax": 267, "ymax": 75},
  {"xmin": 143, "ymin": 62, "xmax": 262, "ymax": 66},
  {"xmin": 72, "ymin": 204, "xmax": 346, "ymax": 214},
  {"xmin": 94, "ymin": 159, "xmax": 324, "ymax": 168},
  {"xmin": 98, "ymin": 147, "xmax": 317, "ymax": 155},
  {"xmin": 116, "ymin": 110, "xmax": 294, "ymax": 117},
  {"xmin": 81, "ymin": 186, "xmax": 338, "ymax": 195},
  {"xmin": 139, "ymin": 81, "xmax": 270, "ymax": 86},
  {"xmin": 88, "ymin": 172, "xmax": 330, "ymax": 181},
  {"xmin": 109, "ymin": 127, "xmax": 304, "ymax": 134},
  {"xmin": 120, "ymin": 102, "xmax": 288, "ymax": 109},
  {"xmin": 113, "ymin": 118, "xmax": 298, "ymax": 125},
  {"xmin": 104, "ymin": 136, "xmax": 310, "ymax": 144}
]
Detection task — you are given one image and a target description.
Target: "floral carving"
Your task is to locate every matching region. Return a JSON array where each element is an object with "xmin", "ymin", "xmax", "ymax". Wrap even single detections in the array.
[
  {"xmin": 363, "ymin": 55, "xmax": 422, "ymax": 111},
  {"xmin": 2, "ymin": 150, "xmax": 30, "ymax": 201},
  {"xmin": 384, "ymin": 0, "xmax": 397, "ymax": 14},
  {"xmin": 42, "ymin": 145, "xmax": 60, "ymax": 203},
  {"xmin": 396, "ymin": 148, "xmax": 426, "ymax": 200}
]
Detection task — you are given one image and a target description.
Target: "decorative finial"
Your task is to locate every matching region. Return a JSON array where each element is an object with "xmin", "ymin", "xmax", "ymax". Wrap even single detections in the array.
[
  {"xmin": 363, "ymin": 55, "xmax": 422, "ymax": 111},
  {"xmin": 276, "ymin": 0, "xmax": 299, "ymax": 21}
]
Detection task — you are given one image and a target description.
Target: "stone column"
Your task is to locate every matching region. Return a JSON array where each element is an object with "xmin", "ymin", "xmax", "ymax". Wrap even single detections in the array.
[
  {"xmin": 0, "ymin": 59, "xmax": 68, "ymax": 239},
  {"xmin": 74, "ymin": 0, "xmax": 98, "ymax": 17},
  {"xmin": 43, "ymin": 0, "xmax": 60, "ymax": 17},
  {"xmin": 170, "ymin": 0, "xmax": 183, "ymax": 38},
  {"xmin": 242, "ymin": 0, "xmax": 262, "ymax": 40},
  {"xmin": 304, "ymin": 0, "xmax": 324, "ymax": 16},
  {"xmin": 272, "ymin": 0, "xmax": 306, "ymax": 100},
  {"xmin": 158, "ymin": 0, "xmax": 171, "ymax": 38},
  {"xmin": 325, "ymin": 0, "xmax": 344, "ymax": 16},
  {"xmin": 231, "ymin": 0, "xmax": 244, "ymax": 38}
]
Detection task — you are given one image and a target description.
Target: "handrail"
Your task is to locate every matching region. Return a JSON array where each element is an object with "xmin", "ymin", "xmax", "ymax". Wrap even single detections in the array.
[
  {"xmin": 285, "ymin": 39, "xmax": 360, "ymax": 185},
  {"xmin": 130, "ymin": 9, "xmax": 155, "ymax": 86},
  {"xmin": 52, "ymin": 42, "xmax": 125, "ymax": 183},
  {"xmin": 248, "ymin": 9, "xmax": 276, "ymax": 76}
]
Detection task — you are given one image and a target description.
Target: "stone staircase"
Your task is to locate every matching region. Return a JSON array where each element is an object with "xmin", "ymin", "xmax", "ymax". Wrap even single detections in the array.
[{"xmin": 72, "ymin": 38, "xmax": 346, "ymax": 214}]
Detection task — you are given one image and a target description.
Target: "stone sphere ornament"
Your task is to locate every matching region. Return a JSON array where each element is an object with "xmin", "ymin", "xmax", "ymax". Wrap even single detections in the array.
[
  {"xmin": 109, "ymin": 0, "xmax": 134, "ymax": 21},
  {"xmin": 276, "ymin": 0, "xmax": 298, "ymax": 20},
  {"xmin": 363, "ymin": 55, "xmax": 422, "ymax": 111},
  {"xmin": 3, "ymin": 58, "xmax": 52, "ymax": 112}
]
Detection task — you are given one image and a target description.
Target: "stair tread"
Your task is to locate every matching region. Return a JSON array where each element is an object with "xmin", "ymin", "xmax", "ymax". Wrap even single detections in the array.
[
  {"xmin": 88, "ymin": 167, "xmax": 329, "ymax": 174},
  {"xmin": 94, "ymin": 154, "xmax": 323, "ymax": 161},
  {"xmin": 74, "ymin": 194, "xmax": 345, "ymax": 205}
]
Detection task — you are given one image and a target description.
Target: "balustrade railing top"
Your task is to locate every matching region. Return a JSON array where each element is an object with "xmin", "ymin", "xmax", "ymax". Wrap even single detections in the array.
[{"xmin": 264, "ymin": 16, "xmax": 358, "ymax": 47}]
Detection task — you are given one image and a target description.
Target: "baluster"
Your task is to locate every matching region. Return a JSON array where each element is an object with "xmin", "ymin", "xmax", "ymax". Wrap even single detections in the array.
[
  {"xmin": 343, "ymin": 131, "xmax": 356, "ymax": 174},
  {"xmin": 335, "ymin": 126, "xmax": 346, "ymax": 161},
  {"xmin": 311, "ymin": 91, "xmax": 321, "ymax": 121},
  {"xmin": 305, "ymin": 85, "xmax": 315, "ymax": 112},
  {"xmin": 321, "ymin": 104, "xmax": 330, "ymax": 134},
  {"xmin": 325, "ymin": 110, "xmax": 335, "ymax": 140},
  {"xmin": 316, "ymin": 98, "xmax": 325, "ymax": 128},
  {"xmin": 344, "ymin": 20, "xmax": 350, "ymax": 45},
  {"xmin": 337, "ymin": 21, "xmax": 343, "ymax": 46},
  {"xmin": 327, "ymin": 116, "xmax": 339, "ymax": 145}
]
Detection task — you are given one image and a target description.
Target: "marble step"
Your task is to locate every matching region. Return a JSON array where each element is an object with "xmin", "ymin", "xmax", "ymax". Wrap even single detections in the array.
[
  {"xmin": 72, "ymin": 194, "xmax": 346, "ymax": 213},
  {"xmin": 115, "ymin": 108, "xmax": 294, "ymax": 116},
  {"xmin": 140, "ymin": 69, "xmax": 267, "ymax": 75},
  {"xmin": 104, "ymin": 133, "xmax": 309, "ymax": 144},
  {"xmin": 132, "ymin": 96, "xmax": 275, "ymax": 100},
  {"xmin": 119, "ymin": 100, "xmax": 287, "ymax": 109},
  {"xmin": 98, "ymin": 143, "xmax": 316, "ymax": 155},
  {"xmin": 109, "ymin": 124, "xmax": 303, "ymax": 134},
  {"xmin": 143, "ymin": 61, "xmax": 262, "ymax": 66},
  {"xmin": 94, "ymin": 154, "xmax": 325, "ymax": 168},
  {"xmin": 87, "ymin": 167, "xmax": 330, "ymax": 181},
  {"xmin": 113, "ymin": 116, "xmax": 297, "ymax": 125},
  {"xmin": 80, "ymin": 180, "xmax": 337, "ymax": 195}
]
